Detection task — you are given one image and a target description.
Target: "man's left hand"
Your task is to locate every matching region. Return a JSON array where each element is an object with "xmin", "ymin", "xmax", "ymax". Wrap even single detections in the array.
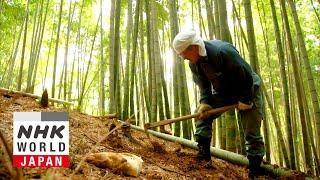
[{"xmin": 197, "ymin": 103, "xmax": 213, "ymax": 120}]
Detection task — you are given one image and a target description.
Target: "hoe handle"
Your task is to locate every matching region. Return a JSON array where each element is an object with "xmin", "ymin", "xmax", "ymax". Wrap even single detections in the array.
[{"xmin": 144, "ymin": 104, "xmax": 237, "ymax": 129}]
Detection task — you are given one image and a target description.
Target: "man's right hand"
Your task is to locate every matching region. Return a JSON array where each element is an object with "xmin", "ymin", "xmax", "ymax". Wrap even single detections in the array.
[
  {"xmin": 197, "ymin": 103, "xmax": 213, "ymax": 120},
  {"xmin": 237, "ymin": 101, "xmax": 253, "ymax": 111}
]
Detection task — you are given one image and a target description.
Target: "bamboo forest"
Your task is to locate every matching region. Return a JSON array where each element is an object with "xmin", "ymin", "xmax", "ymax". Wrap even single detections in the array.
[{"xmin": 0, "ymin": 0, "xmax": 320, "ymax": 179}]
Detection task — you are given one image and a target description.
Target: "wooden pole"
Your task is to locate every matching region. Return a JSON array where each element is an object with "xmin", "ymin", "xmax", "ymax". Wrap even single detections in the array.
[{"xmin": 144, "ymin": 104, "xmax": 237, "ymax": 129}]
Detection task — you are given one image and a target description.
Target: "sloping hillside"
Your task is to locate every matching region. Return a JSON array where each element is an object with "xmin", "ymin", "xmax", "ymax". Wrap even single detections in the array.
[{"xmin": 0, "ymin": 90, "xmax": 305, "ymax": 179}]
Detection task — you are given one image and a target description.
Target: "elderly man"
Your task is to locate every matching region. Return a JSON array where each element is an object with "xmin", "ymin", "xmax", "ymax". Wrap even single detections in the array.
[{"xmin": 172, "ymin": 30, "xmax": 266, "ymax": 178}]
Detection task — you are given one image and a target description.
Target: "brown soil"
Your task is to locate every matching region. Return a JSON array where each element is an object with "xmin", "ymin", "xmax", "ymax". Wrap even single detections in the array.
[{"xmin": 0, "ymin": 90, "xmax": 309, "ymax": 179}]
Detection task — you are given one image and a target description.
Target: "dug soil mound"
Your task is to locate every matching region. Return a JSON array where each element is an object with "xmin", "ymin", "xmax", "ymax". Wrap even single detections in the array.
[{"xmin": 0, "ymin": 89, "xmax": 307, "ymax": 179}]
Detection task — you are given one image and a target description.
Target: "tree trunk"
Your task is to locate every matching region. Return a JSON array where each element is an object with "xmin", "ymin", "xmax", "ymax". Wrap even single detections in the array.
[
  {"xmin": 32, "ymin": 0, "xmax": 50, "ymax": 93},
  {"xmin": 6, "ymin": 16, "xmax": 24, "ymax": 88},
  {"xmin": 129, "ymin": 0, "xmax": 141, "ymax": 122},
  {"xmin": 17, "ymin": 0, "xmax": 30, "ymax": 91},
  {"xmin": 269, "ymin": 0, "xmax": 295, "ymax": 169},
  {"xmin": 280, "ymin": 0, "xmax": 313, "ymax": 172},
  {"xmin": 243, "ymin": 0, "xmax": 259, "ymax": 72},
  {"xmin": 108, "ymin": 0, "xmax": 117, "ymax": 113},
  {"xmin": 231, "ymin": 0, "xmax": 248, "ymax": 48},
  {"xmin": 26, "ymin": 0, "xmax": 40, "ymax": 93},
  {"xmin": 78, "ymin": 15, "xmax": 100, "ymax": 110},
  {"xmin": 213, "ymin": 0, "xmax": 220, "ymax": 39},
  {"xmin": 255, "ymin": 0, "xmax": 273, "ymax": 163},
  {"xmin": 99, "ymin": 0, "xmax": 105, "ymax": 115},
  {"xmin": 218, "ymin": 0, "xmax": 232, "ymax": 43},
  {"xmin": 139, "ymin": 3, "xmax": 151, "ymax": 121},
  {"xmin": 205, "ymin": 0, "xmax": 215, "ymax": 39},
  {"xmin": 51, "ymin": 0, "xmax": 64, "ymax": 98},
  {"xmin": 263, "ymin": 85, "xmax": 290, "ymax": 167},
  {"xmin": 168, "ymin": 0, "xmax": 181, "ymax": 136},
  {"xmin": 288, "ymin": 0, "xmax": 320, "ymax": 155},
  {"xmin": 180, "ymin": 60, "xmax": 192, "ymax": 139},
  {"xmin": 122, "ymin": 0, "xmax": 133, "ymax": 120},
  {"xmin": 217, "ymin": 0, "xmax": 236, "ymax": 152}
]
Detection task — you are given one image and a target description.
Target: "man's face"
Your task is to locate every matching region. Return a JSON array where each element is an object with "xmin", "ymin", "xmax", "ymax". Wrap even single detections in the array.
[{"xmin": 179, "ymin": 45, "xmax": 200, "ymax": 63}]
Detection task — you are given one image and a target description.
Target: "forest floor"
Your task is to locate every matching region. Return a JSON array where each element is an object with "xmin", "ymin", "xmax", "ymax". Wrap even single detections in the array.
[{"xmin": 0, "ymin": 89, "xmax": 309, "ymax": 179}]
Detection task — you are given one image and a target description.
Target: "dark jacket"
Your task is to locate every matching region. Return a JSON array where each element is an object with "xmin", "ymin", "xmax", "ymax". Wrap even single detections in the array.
[{"xmin": 189, "ymin": 40, "xmax": 261, "ymax": 104}]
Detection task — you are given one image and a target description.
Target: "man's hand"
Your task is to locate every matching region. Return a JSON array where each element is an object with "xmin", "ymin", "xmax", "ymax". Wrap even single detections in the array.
[
  {"xmin": 238, "ymin": 101, "xmax": 253, "ymax": 111},
  {"xmin": 197, "ymin": 103, "xmax": 213, "ymax": 120}
]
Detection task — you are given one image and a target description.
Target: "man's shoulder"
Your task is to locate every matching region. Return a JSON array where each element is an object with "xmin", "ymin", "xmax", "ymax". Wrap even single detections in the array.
[
  {"xmin": 205, "ymin": 40, "xmax": 237, "ymax": 55},
  {"xmin": 204, "ymin": 39, "xmax": 227, "ymax": 46},
  {"xmin": 203, "ymin": 40, "xmax": 225, "ymax": 57}
]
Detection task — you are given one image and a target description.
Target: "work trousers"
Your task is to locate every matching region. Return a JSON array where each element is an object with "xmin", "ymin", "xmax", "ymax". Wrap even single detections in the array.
[{"xmin": 195, "ymin": 86, "xmax": 265, "ymax": 157}]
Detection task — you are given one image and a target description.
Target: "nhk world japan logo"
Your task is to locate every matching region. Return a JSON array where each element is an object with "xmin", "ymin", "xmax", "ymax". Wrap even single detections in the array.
[{"xmin": 13, "ymin": 112, "xmax": 69, "ymax": 168}]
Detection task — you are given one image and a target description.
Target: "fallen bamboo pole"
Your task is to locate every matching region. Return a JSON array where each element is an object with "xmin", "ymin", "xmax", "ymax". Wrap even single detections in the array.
[
  {"xmin": 130, "ymin": 124, "xmax": 296, "ymax": 177},
  {"xmin": 0, "ymin": 88, "xmax": 74, "ymax": 105}
]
